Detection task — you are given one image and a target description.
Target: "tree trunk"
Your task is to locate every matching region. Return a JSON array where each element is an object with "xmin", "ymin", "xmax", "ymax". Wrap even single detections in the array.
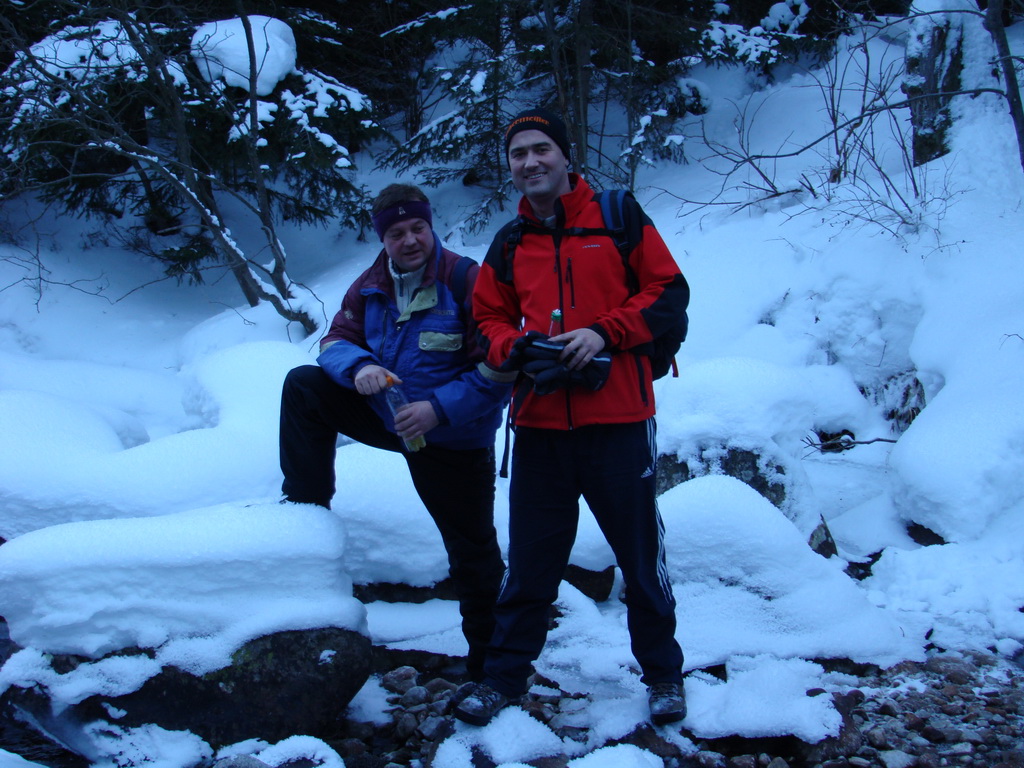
[
  {"xmin": 572, "ymin": 0, "xmax": 594, "ymax": 177},
  {"xmin": 902, "ymin": 13, "xmax": 963, "ymax": 166},
  {"xmin": 983, "ymin": 0, "xmax": 1024, "ymax": 175},
  {"xmin": 542, "ymin": 0, "xmax": 571, "ymax": 122},
  {"xmin": 234, "ymin": 5, "xmax": 318, "ymax": 336}
]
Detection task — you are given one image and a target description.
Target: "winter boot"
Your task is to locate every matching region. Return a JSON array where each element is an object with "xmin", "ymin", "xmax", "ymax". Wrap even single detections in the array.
[
  {"xmin": 648, "ymin": 681, "xmax": 687, "ymax": 725},
  {"xmin": 452, "ymin": 682, "xmax": 510, "ymax": 726}
]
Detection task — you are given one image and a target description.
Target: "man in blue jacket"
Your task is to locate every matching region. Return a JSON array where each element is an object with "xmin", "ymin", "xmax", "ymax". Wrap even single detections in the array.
[{"xmin": 279, "ymin": 183, "xmax": 515, "ymax": 681}]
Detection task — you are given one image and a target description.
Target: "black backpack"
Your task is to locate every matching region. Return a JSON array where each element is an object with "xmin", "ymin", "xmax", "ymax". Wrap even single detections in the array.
[{"xmin": 497, "ymin": 188, "xmax": 688, "ymax": 379}]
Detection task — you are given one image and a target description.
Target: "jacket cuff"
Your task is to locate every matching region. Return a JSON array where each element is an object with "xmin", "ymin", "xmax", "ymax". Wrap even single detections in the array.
[
  {"xmin": 478, "ymin": 360, "xmax": 519, "ymax": 384},
  {"xmin": 589, "ymin": 323, "xmax": 612, "ymax": 350},
  {"xmin": 429, "ymin": 395, "xmax": 450, "ymax": 426}
]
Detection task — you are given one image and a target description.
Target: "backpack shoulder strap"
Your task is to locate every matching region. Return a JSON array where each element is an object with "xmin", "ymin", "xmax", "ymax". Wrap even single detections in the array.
[
  {"xmin": 449, "ymin": 255, "xmax": 476, "ymax": 308},
  {"xmin": 598, "ymin": 189, "xmax": 627, "ymax": 243},
  {"xmin": 596, "ymin": 189, "xmax": 644, "ymax": 294},
  {"xmin": 484, "ymin": 216, "xmax": 526, "ymax": 284}
]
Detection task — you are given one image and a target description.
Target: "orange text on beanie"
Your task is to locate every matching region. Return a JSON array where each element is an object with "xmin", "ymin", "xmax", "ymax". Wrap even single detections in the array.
[{"xmin": 504, "ymin": 108, "xmax": 571, "ymax": 161}]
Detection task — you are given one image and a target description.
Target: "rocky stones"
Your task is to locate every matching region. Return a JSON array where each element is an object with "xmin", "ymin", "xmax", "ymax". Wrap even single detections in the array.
[
  {"xmin": 381, "ymin": 665, "xmax": 420, "ymax": 695},
  {"xmin": 563, "ymin": 564, "xmax": 616, "ymax": 602},
  {"xmin": 4, "ymin": 630, "xmax": 1022, "ymax": 768},
  {"xmin": 831, "ymin": 652, "xmax": 1024, "ymax": 768},
  {"xmin": 326, "ymin": 649, "xmax": 1024, "ymax": 768},
  {"xmin": 214, "ymin": 757, "xmax": 268, "ymax": 768},
  {"xmin": 3, "ymin": 626, "xmax": 371, "ymax": 755}
]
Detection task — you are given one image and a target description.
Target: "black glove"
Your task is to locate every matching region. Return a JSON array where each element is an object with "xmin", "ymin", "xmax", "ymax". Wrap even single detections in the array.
[
  {"xmin": 503, "ymin": 331, "xmax": 551, "ymax": 372},
  {"xmin": 534, "ymin": 352, "xmax": 611, "ymax": 395},
  {"xmin": 521, "ymin": 356, "xmax": 562, "ymax": 376},
  {"xmin": 572, "ymin": 352, "xmax": 612, "ymax": 391},
  {"xmin": 522, "ymin": 338, "xmax": 565, "ymax": 364},
  {"xmin": 505, "ymin": 334, "xmax": 610, "ymax": 395},
  {"xmin": 532, "ymin": 363, "xmax": 573, "ymax": 395}
]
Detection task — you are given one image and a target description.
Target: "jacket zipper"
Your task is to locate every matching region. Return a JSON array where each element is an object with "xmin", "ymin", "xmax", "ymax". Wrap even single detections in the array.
[
  {"xmin": 377, "ymin": 307, "xmax": 391, "ymax": 364},
  {"xmin": 550, "ymin": 233, "xmax": 573, "ymax": 430},
  {"xmin": 552, "ymin": 237, "xmax": 565, "ymax": 312},
  {"xmin": 566, "ymin": 257, "xmax": 576, "ymax": 309}
]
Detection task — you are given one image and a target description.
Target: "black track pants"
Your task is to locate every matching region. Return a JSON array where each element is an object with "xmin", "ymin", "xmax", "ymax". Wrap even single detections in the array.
[
  {"xmin": 482, "ymin": 419, "xmax": 684, "ymax": 697},
  {"xmin": 279, "ymin": 365, "xmax": 505, "ymax": 679}
]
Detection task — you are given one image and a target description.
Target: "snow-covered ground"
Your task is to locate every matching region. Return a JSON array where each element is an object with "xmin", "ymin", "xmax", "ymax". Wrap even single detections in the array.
[{"xmin": 2, "ymin": 11, "xmax": 1024, "ymax": 768}]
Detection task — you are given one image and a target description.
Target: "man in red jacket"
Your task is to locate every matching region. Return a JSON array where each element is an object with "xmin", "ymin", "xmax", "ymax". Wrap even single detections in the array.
[{"xmin": 455, "ymin": 109, "xmax": 689, "ymax": 727}]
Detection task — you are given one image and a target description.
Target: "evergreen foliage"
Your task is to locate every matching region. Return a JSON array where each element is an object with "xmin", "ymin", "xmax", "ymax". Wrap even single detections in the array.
[
  {"xmin": 376, "ymin": 1, "xmax": 524, "ymax": 235},
  {"xmin": 373, "ymin": 0, "xmax": 833, "ymax": 201},
  {"xmin": 8, "ymin": 0, "xmax": 1014, "ymax": 330},
  {"xmin": 0, "ymin": 0, "xmax": 378, "ymax": 334}
]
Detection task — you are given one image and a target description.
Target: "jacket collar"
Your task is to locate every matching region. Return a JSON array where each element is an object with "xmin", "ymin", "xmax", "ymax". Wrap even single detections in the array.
[
  {"xmin": 516, "ymin": 173, "xmax": 593, "ymax": 227},
  {"xmin": 362, "ymin": 232, "xmax": 444, "ymax": 322}
]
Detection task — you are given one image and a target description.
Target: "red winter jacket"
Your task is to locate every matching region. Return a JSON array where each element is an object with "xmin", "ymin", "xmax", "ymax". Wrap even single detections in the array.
[{"xmin": 472, "ymin": 175, "xmax": 689, "ymax": 430}]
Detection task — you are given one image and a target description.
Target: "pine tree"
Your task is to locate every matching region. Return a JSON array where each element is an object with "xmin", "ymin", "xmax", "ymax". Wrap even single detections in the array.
[
  {"xmin": 0, "ymin": 0, "xmax": 379, "ymax": 336},
  {"xmin": 488, "ymin": 0, "xmax": 712, "ymax": 190},
  {"xmin": 377, "ymin": 0, "xmax": 527, "ymax": 236}
]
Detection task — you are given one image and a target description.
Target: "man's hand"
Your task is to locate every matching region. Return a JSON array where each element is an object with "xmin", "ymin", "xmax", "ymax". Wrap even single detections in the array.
[
  {"xmin": 549, "ymin": 328, "xmax": 605, "ymax": 371},
  {"xmin": 354, "ymin": 364, "xmax": 398, "ymax": 395},
  {"xmin": 393, "ymin": 400, "xmax": 439, "ymax": 440}
]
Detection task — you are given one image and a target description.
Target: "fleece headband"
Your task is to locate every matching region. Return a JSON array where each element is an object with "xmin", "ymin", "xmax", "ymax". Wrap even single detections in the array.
[
  {"xmin": 371, "ymin": 200, "xmax": 432, "ymax": 241},
  {"xmin": 504, "ymin": 108, "xmax": 572, "ymax": 161}
]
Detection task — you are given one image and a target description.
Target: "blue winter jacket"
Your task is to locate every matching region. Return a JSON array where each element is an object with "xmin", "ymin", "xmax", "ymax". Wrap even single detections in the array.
[{"xmin": 316, "ymin": 233, "xmax": 514, "ymax": 450}]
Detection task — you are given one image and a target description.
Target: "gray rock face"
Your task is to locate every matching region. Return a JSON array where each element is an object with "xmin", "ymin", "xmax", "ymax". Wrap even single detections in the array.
[
  {"xmin": 4, "ymin": 626, "xmax": 371, "ymax": 753},
  {"xmin": 656, "ymin": 448, "xmax": 839, "ymax": 558},
  {"xmin": 656, "ymin": 448, "xmax": 788, "ymax": 509}
]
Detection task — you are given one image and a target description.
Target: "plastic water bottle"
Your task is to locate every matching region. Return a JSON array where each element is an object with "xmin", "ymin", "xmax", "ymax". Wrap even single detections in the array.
[
  {"xmin": 384, "ymin": 375, "xmax": 426, "ymax": 452},
  {"xmin": 548, "ymin": 308, "xmax": 563, "ymax": 336}
]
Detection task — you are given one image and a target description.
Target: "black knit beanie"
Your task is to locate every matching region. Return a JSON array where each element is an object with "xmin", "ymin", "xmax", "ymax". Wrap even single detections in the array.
[{"xmin": 504, "ymin": 108, "xmax": 572, "ymax": 162}]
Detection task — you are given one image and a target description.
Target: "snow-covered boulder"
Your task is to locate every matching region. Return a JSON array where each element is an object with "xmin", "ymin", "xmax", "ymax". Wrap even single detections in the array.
[
  {"xmin": 0, "ymin": 502, "xmax": 369, "ymax": 755},
  {"xmin": 4, "ymin": 626, "xmax": 370, "ymax": 750}
]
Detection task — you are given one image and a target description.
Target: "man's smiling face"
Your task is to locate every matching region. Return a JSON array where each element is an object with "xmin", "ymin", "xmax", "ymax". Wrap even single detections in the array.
[{"xmin": 508, "ymin": 129, "xmax": 571, "ymax": 213}]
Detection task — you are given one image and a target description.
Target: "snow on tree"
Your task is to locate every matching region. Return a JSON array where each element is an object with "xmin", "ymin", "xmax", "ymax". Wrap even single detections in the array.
[{"xmin": 0, "ymin": 4, "xmax": 378, "ymax": 336}]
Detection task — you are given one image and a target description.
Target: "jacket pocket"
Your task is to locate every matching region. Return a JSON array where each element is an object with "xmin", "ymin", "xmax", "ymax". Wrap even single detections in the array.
[{"xmin": 419, "ymin": 331, "xmax": 463, "ymax": 351}]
